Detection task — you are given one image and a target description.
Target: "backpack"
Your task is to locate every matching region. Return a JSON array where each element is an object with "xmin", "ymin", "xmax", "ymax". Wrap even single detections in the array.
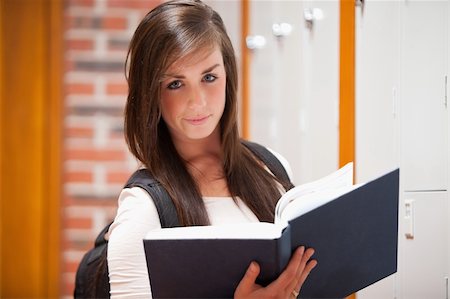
[{"xmin": 73, "ymin": 140, "xmax": 293, "ymax": 298}]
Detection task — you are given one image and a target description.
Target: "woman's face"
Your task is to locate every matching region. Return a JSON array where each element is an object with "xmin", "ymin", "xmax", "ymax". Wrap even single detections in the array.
[{"xmin": 160, "ymin": 48, "xmax": 226, "ymax": 144}]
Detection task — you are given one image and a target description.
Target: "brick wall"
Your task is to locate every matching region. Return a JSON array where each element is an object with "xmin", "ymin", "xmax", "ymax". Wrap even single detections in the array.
[{"xmin": 62, "ymin": 0, "xmax": 161, "ymax": 297}]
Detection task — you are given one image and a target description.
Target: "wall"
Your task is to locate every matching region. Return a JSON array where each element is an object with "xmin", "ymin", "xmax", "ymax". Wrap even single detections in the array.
[{"xmin": 62, "ymin": 0, "xmax": 160, "ymax": 296}]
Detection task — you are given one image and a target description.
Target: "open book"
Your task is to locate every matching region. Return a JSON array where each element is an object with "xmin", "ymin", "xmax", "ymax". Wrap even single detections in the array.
[{"xmin": 143, "ymin": 164, "xmax": 399, "ymax": 298}]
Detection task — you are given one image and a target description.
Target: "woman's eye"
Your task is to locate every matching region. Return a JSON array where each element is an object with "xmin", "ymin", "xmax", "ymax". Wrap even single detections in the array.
[
  {"xmin": 203, "ymin": 74, "xmax": 217, "ymax": 82},
  {"xmin": 167, "ymin": 80, "xmax": 182, "ymax": 90}
]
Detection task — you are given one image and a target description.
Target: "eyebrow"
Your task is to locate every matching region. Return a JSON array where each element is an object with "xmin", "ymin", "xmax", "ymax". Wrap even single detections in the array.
[{"xmin": 162, "ymin": 63, "xmax": 221, "ymax": 80}]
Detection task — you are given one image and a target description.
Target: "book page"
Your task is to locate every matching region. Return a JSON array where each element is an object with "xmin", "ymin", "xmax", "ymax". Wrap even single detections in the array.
[
  {"xmin": 275, "ymin": 162, "xmax": 354, "ymax": 224},
  {"xmin": 278, "ymin": 183, "xmax": 361, "ymax": 222},
  {"xmin": 145, "ymin": 222, "xmax": 287, "ymax": 240}
]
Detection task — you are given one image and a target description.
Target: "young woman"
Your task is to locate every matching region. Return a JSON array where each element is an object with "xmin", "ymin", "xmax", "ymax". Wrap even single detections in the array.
[{"xmin": 107, "ymin": 0, "xmax": 317, "ymax": 298}]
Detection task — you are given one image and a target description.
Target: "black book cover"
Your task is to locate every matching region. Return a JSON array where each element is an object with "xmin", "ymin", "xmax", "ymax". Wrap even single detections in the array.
[
  {"xmin": 145, "ymin": 229, "xmax": 291, "ymax": 298},
  {"xmin": 143, "ymin": 169, "xmax": 399, "ymax": 298},
  {"xmin": 295, "ymin": 168, "xmax": 399, "ymax": 298}
]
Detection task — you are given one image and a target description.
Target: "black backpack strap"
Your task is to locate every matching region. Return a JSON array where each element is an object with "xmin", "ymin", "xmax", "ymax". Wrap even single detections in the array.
[
  {"xmin": 124, "ymin": 169, "xmax": 180, "ymax": 228},
  {"xmin": 242, "ymin": 140, "xmax": 295, "ymax": 191},
  {"xmin": 74, "ymin": 223, "xmax": 111, "ymax": 299},
  {"xmin": 74, "ymin": 171, "xmax": 180, "ymax": 299}
]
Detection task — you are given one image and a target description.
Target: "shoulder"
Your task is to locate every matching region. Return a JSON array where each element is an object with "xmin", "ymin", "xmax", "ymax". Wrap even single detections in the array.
[
  {"xmin": 265, "ymin": 147, "xmax": 294, "ymax": 181},
  {"xmin": 241, "ymin": 140, "xmax": 294, "ymax": 182},
  {"xmin": 117, "ymin": 186, "xmax": 158, "ymax": 210},
  {"xmin": 107, "ymin": 187, "xmax": 162, "ymax": 239}
]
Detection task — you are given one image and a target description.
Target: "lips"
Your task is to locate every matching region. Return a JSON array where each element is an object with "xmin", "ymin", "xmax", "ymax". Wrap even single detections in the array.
[{"xmin": 184, "ymin": 115, "xmax": 210, "ymax": 125}]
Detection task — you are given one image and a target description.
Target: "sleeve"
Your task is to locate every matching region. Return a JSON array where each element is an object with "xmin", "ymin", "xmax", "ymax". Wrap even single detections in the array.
[{"xmin": 107, "ymin": 187, "xmax": 162, "ymax": 298}]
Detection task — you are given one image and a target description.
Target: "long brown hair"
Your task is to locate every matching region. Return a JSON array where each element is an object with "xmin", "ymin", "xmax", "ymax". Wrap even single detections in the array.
[{"xmin": 124, "ymin": 0, "xmax": 291, "ymax": 226}]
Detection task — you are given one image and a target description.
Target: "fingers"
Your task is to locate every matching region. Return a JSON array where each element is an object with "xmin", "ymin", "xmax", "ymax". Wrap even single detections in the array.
[
  {"xmin": 235, "ymin": 247, "xmax": 316, "ymax": 299},
  {"xmin": 296, "ymin": 248, "xmax": 317, "ymax": 290},
  {"xmin": 234, "ymin": 261, "xmax": 260, "ymax": 296},
  {"xmin": 284, "ymin": 247, "xmax": 310, "ymax": 288},
  {"xmin": 283, "ymin": 246, "xmax": 317, "ymax": 294},
  {"xmin": 297, "ymin": 249, "xmax": 317, "ymax": 286},
  {"xmin": 272, "ymin": 246, "xmax": 307, "ymax": 289}
]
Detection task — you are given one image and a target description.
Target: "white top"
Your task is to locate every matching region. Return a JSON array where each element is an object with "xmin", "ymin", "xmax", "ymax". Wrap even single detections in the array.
[{"xmin": 107, "ymin": 149, "xmax": 292, "ymax": 298}]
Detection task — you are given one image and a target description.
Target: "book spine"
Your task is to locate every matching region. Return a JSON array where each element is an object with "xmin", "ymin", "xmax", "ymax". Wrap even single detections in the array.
[{"xmin": 256, "ymin": 226, "xmax": 292, "ymax": 286}]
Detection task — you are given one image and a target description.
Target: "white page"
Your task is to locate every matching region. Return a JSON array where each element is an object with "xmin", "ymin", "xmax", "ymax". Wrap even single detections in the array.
[
  {"xmin": 275, "ymin": 162, "xmax": 354, "ymax": 222},
  {"xmin": 145, "ymin": 222, "xmax": 287, "ymax": 240},
  {"xmin": 278, "ymin": 183, "xmax": 361, "ymax": 223}
]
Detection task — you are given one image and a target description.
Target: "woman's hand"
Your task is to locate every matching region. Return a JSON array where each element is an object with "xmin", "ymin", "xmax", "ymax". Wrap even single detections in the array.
[{"xmin": 234, "ymin": 246, "xmax": 317, "ymax": 299}]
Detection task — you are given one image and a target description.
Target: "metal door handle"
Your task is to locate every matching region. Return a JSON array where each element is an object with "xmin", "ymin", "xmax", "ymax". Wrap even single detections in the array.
[
  {"xmin": 272, "ymin": 22, "xmax": 293, "ymax": 37},
  {"xmin": 245, "ymin": 35, "xmax": 266, "ymax": 50},
  {"xmin": 303, "ymin": 8, "xmax": 323, "ymax": 30}
]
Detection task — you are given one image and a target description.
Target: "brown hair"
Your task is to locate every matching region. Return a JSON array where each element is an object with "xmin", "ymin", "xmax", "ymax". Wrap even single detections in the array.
[{"xmin": 124, "ymin": 0, "xmax": 291, "ymax": 226}]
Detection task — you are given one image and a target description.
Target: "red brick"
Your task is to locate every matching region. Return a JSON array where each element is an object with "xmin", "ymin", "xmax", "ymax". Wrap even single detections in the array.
[
  {"xmin": 66, "ymin": 38, "xmax": 94, "ymax": 51},
  {"xmin": 62, "ymin": 238, "xmax": 71, "ymax": 251},
  {"xmin": 106, "ymin": 82, "xmax": 128, "ymax": 95},
  {"xmin": 107, "ymin": 170, "xmax": 132, "ymax": 183},
  {"xmin": 64, "ymin": 170, "xmax": 93, "ymax": 183},
  {"xmin": 108, "ymin": 0, "xmax": 161, "ymax": 10},
  {"xmin": 66, "ymin": 148, "xmax": 126, "ymax": 161},
  {"xmin": 63, "ymin": 238, "xmax": 93, "ymax": 252},
  {"xmin": 65, "ymin": 60, "xmax": 75, "ymax": 72},
  {"xmin": 65, "ymin": 126, "xmax": 94, "ymax": 138},
  {"xmin": 64, "ymin": 195, "xmax": 118, "ymax": 207},
  {"xmin": 65, "ymin": 16, "xmax": 77, "ymax": 29},
  {"xmin": 66, "ymin": 260, "xmax": 83, "ymax": 274},
  {"xmin": 62, "ymin": 239, "xmax": 90, "ymax": 253},
  {"xmin": 63, "ymin": 274, "xmax": 76, "ymax": 298},
  {"xmin": 66, "ymin": 83, "xmax": 94, "ymax": 94},
  {"xmin": 102, "ymin": 16, "xmax": 127, "ymax": 30},
  {"xmin": 65, "ymin": 217, "xmax": 93, "ymax": 229},
  {"xmin": 110, "ymin": 131, "xmax": 125, "ymax": 140}
]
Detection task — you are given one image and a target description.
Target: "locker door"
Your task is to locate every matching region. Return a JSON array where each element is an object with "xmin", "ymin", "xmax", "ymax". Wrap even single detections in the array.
[
  {"xmin": 400, "ymin": 192, "xmax": 448, "ymax": 299},
  {"xmin": 355, "ymin": 0, "xmax": 400, "ymax": 183},
  {"xmin": 355, "ymin": 1, "xmax": 401, "ymax": 297},
  {"xmin": 400, "ymin": 1, "xmax": 448, "ymax": 191},
  {"xmin": 248, "ymin": 0, "xmax": 339, "ymax": 185}
]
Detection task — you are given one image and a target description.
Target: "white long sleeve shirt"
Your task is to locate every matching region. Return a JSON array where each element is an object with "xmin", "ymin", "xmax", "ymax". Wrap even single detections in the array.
[{"xmin": 107, "ymin": 150, "xmax": 292, "ymax": 298}]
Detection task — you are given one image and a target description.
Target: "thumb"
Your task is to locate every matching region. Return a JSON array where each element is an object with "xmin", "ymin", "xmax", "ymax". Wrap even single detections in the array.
[{"xmin": 236, "ymin": 261, "xmax": 260, "ymax": 292}]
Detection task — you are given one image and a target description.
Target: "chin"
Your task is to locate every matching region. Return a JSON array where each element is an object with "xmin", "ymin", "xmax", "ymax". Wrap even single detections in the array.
[{"xmin": 186, "ymin": 127, "xmax": 218, "ymax": 141}]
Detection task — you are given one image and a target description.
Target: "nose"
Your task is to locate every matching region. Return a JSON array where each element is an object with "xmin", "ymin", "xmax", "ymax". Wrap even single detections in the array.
[{"xmin": 187, "ymin": 85, "xmax": 206, "ymax": 109}]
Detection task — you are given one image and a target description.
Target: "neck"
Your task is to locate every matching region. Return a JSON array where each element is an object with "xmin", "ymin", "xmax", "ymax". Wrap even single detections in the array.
[
  {"xmin": 171, "ymin": 127, "xmax": 230, "ymax": 196},
  {"xmin": 172, "ymin": 127, "xmax": 222, "ymax": 162}
]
